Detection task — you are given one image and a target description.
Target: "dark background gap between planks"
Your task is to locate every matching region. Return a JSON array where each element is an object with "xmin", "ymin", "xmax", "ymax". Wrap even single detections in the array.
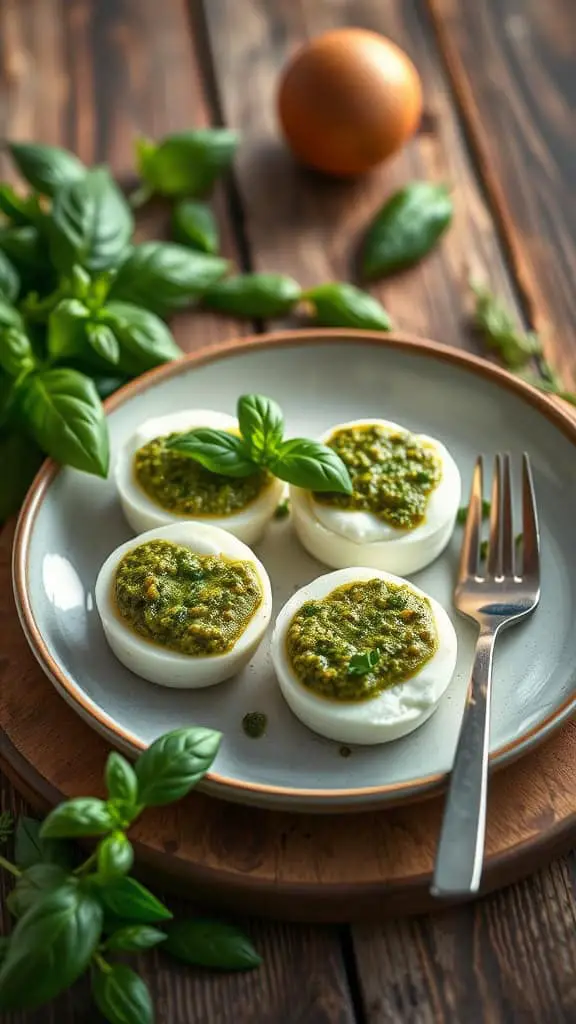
[{"xmin": 0, "ymin": 0, "xmax": 575, "ymax": 1021}]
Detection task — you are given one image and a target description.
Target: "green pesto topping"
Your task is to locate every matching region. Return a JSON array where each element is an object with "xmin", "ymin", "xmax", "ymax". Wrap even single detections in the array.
[
  {"xmin": 314, "ymin": 424, "xmax": 442, "ymax": 530},
  {"xmin": 286, "ymin": 579, "xmax": 438, "ymax": 701},
  {"xmin": 134, "ymin": 432, "xmax": 269, "ymax": 517},
  {"xmin": 115, "ymin": 539, "xmax": 262, "ymax": 656},
  {"xmin": 242, "ymin": 711, "xmax": 268, "ymax": 739}
]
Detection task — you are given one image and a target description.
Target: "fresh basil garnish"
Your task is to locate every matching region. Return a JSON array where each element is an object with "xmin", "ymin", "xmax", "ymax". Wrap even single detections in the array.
[
  {"xmin": 109, "ymin": 240, "xmax": 228, "ymax": 317},
  {"xmin": 166, "ymin": 428, "xmax": 257, "ymax": 478},
  {"xmin": 135, "ymin": 128, "xmax": 239, "ymax": 199},
  {"xmin": 47, "ymin": 298, "xmax": 90, "ymax": 362},
  {"xmin": 92, "ymin": 962, "xmax": 154, "ymax": 1024},
  {"xmin": 40, "ymin": 797, "xmax": 116, "ymax": 839},
  {"xmin": 362, "ymin": 182, "xmax": 453, "ymax": 278},
  {"xmin": 237, "ymin": 393, "xmax": 284, "ymax": 459},
  {"xmin": 97, "ymin": 833, "xmax": 134, "ymax": 879},
  {"xmin": 134, "ymin": 726, "xmax": 223, "ymax": 806},
  {"xmin": 102, "ymin": 300, "xmax": 182, "ymax": 375},
  {"xmin": 304, "ymin": 282, "xmax": 392, "ymax": 331},
  {"xmin": 471, "ymin": 281, "xmax": 541, "ymax": 369},
  {"xmin": 94, "ymin": 876, "xmax": 172, "ymax": 923},
  {"xmin": 6, "ymin": 142, "xmax": 86, "ymax": 196},
  {"xmin": 270, "ymin": 438, "xmax": 353, "ymax": 493},
  {"xmin": 50, "ymin": 167, "xmax": 133, "ymax": 274},
  {"xmin": 103, "ymin": 925, "xmax": 167, "ymax": 953},
  {"xmin": 163, "ymin": 918, "xmax": 262, "ymax": 970},
  {"xmin": 86, "ymin": 322, "xmax": 120, "ymax": 365},
  {"xmin": 0, "ymin": 326, "xmax": 35, "ymax": 377},
  {"xmin": 172, "ymin": 199, "xmax": 219, "ymax": 254},
  {"xmin": 348, "ymin": 649, "xmax": 382, "ymax": 676},
  {"xmin": 0, "ymin": 184, "xmax": 42, "ymax": 226},
  {"xmin": 203, "ymin": 273, "xmax": 302, "ymax": 319},
  {"xmin": 6, "ymin": 864, "xmax": 70, "ymax": 919}
]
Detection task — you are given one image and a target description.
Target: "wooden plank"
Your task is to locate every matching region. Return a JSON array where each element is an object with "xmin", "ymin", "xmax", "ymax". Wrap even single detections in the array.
[
  {"xmin": 426, "ymin": 0, "xmax": 576, "ymax": 384},
  {"xmin": 0, "ymin": 1, "xmax": 356, "ymax": 1021},
  {"xmin": 200, "ymin": 0, "xmax": 528, "ymax": 346}
]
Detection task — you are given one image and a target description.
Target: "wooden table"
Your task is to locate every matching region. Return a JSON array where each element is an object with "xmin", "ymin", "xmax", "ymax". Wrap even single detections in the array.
[{"xmin": 1, "ymin": 1, "xmax": 575, "ymax": 1021}]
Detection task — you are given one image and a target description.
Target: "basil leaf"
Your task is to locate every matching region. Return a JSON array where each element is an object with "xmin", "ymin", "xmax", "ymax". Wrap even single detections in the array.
[
  {"xmin": 14, "ymin": 816, "xmax": 76, "ymax": 871},
  {"xmin": 19, "ymin": 368, "xmax": 109, "ymax": 476},
  {"xmin": 92, "ymin": 963, "xmax": 153, "ymax": 1024},
  {"xmin": 165, "ymin": 428, "xmax": 257, "ymax": 478},
  {"xmin": 270, "ymin": 438, "xmax": 353, "ymax": 494},
  {"xmin": 104, "ymin": 924, "xmax": 167, "ymax": 953},
  {"xmin": 7, "ymin": 142, "xmax": 86, "ymax": 196},
  {"xmin": 0, "ymin": 225, "xmax": 44, "ymax": 271},
  {"xmin": 93, "ymin": 374, "xmax": 129, "ymax": 400},
  {"xmin": 203, "ymin": 273, "xmax": 301, "ymax": 318},
  {"xmin": 0, "ymin": 432, "xmax": 42, "ymax": 523},
  {"xmin": 0, "ymin": 250, "xmax": 19, "ymax": 301},
  {"xmin": 97, "ymin": 833, "xmax": 134, "ymax": 879},
  {"xmin": 348, "ymin": 649, "xmax": 382, "ymax": 676},
  {"xmin": 172, "ymin": 199, "xmax": 219, "ymax": 253},
  {"xmin": 136, "ymin": 128, "xmax": 239, "ymax": 198},
  {"xmin": 135, "ymin": 726, "xmax": 222, "ymax": 806},
  {"xmin": 0, "ymin": 184, "xmax": 42, "ymax": 226},
  {"xmin": 105, "ymin": 751, "xmax": 138, "ymax": 806},
  {"xmin": 304, "ymin": 283, "xmax": 392, "ymax": 331},
  {"xmin": 86, "ymin": 322, "xmax": 120, "ymax": 365},
  {"xmin": 103, "ymin": 301, "xmax": 181, "ymax": 375},
  {"xmin": 0, "ymin": 327, "xmax": 35, "ymax": 377},
  {"xmin": 0, "ymin": 884, "xmax": 103, "ymax": 1011},
  {"xmin": 50, "ymin": 167, "xmax": 133, "ymax": 274},
  {"xmin": 7, "ymin": 864, "xmax": 69, "ymax": 919},
  {"xmin": 0, "ymin": 298, "xmax": 24, "ymax": 331},
  {"xmin": 237, "ymin": 393, "xmax": 284, "ymax": 459},
  {"xmin": 362, "ymin": 182, "xmax": 453, "ymax": 278},
  {"xmin": 40, "ymin": 797, "xmax": 115, "ymax": 839},
  {"xmin": 94, "ymin": 876, "xmax": 172, "ymax": 923},
  {"xmin": 164, "ymin": 919, "xmax": 261, "ymax": 970},
  {"xmin": 471, "ymin": 282, "xmax": 541, "ymax": 369},
  {"xmin": 109, "ymin": 241, "xmax": 228, "ymax": 317},
  {"xmin": 47, "ymin": 298, "xmax": 89, "ymax": 361}
]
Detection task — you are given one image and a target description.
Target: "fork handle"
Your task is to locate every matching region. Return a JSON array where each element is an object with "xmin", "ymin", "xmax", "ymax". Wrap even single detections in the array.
[{"xmin": 432, "ymin": 627, "xmax": 496, "ymax": 896}]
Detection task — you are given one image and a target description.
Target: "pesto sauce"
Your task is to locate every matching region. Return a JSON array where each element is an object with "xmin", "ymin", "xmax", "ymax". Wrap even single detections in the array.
[
  {"xmin": 115, "ymin": 539, "xmax": 262, "ymax": 656},
  {"xmin": 242, "ymin": 711, "xmax": 268, "ymax": 738},
  {"xmin": 286, "ymin": 579, "xmax": 438, "ymax": 701},
  {"xmin": 314, "ymin": 424, "xmax": 442, "ymax": 530},
  {"xmin": 134, "ymin": 432, "xmax": 269, "ymax": 516}
]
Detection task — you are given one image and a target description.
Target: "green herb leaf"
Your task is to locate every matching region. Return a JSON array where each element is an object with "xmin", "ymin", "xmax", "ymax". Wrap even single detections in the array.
[
  {"xmin": 14, "ymin": 816, "xmax": 75, "ymax": 871},
  {"xmin": 0, "ymin": 250, "xmax": 20, "ymax": 302},
  {"xmin": 135, "ymin": 726, "xmax": 222, "ymax": 806},
  {"xmin": 0, "ymin": 224, "xmax": 45, "ymax": 273},
  {"xmin": 362, "ymin": 182, "xmax": 453, "ymax": 278},
  {"xmin": 164, "ymin": 919, "xmax": 261, "ymax": 970},
  {"xmin": 19, "ymin": 368, "xmax": 109, "ymax": 476},
  {"xmin": 0, "ymin": 184, "xmax": 42, "ymax": 226},
  {"xmin": 92, "ymin": 963, "xmax": 153, "ymax": 1024},
  {"xmin": 7, "ymin": 142, "xmax": 86, "ymax": 196},
  {"xmin": 172, "ymin": 199, "xmax": 219, "ymax": 253},
  {"xmin": 517, "ymin": 371, "xmax": 576, "ymax": 407},
  {"xmin": 97, "ymin": 833, "xmax": 134, "ymax": 879},
  {"xmin": 0, "ymin": 885, "xmax": 103, "ymax": 1011},
  {"xmin": 166, "ymin": 428, "xmax": 257, "ymax": 478},
  {"xmin": 102, "ymin": 300, "xmax": 181, "ymax": 376},
  {"xmin": 0, "ymin": 327, "xmax": 35, "ymax": 377},
  {"xmin": 105, "ymin": 751, "xmax": 138, "ymax": 807},
  {"xmin": 136, "ymin": 129, "xmax": 239, "ymax": 198},
  {"xmin": 40, "ymin": 797, "xmax": 115, "ymax": 839},
  {"xmin": 47, "ymin": 298, "xmax": 89, "ymax": 361},
  {"xmin": 109, "ymin": 241, "xmax": 228, "ymax": 317},
  {"xmin": 304, "ymin": 283, "xmax": 392, "ymax": 331},
  {"xmin": 0, "ymin": 432, "xmax": 42, "ymax": 523},
  {"xmin": 86, "ymin": 322, "xmax": 120, "ymax": 365},
  {"xmin": 237, "ymin": 393, "xmax": 284, "ymax": 459},
  {"xmin": 7, "ymin": 864, "xmax": 70, "ymax": 919},
  {"xmin": 471, "ymin": 282, "xmax": 542, "ymax": 369},
  {"xmin": 270, "ymin": 438, "xmax": 353, "ymax": 494},
  {"xmin": 0, "ymin": 298, "xmax": 24, "ymax": 331},
  {"xmin": 50, "ymin": 167, "xmax": 133, "ymax": 274},
  {"xmin": 104, "ymin": 924, "xmax": 167, "ymax": 953},
  {"xmin": 203, "ymin": 273, "xmax": 302, "ymax": 319},
  {"xmin": 348, "ymin": 649, "xmax": 381, "ymax": 676},
  {"xmin": 94, "ymin": 876, "xmax": 172, "ymax": 923}
]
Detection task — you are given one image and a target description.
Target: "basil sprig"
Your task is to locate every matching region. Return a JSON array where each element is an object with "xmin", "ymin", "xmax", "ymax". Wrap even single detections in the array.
[
  {"xmin": 0, "ymin": 726, "xmax": 261, "ymax": 1018},
  {"xmin": 362, "ymin": 182, "xmax": 453, "ymax": 278},
  {"xmin": 167, "ymin": 393, "xmax": 353, "ymax": 494}
]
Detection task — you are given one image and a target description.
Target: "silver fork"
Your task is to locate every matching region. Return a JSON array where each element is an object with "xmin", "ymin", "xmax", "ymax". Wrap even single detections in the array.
[{"xmin": 432, "ymin": 453, "xmax": 540, "ymax": 897}]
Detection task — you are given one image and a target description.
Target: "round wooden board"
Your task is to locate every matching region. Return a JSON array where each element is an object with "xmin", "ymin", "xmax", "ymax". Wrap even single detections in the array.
[{"xmin": 1, "ymin": 520, "xmax": 575, "ymax": 923}]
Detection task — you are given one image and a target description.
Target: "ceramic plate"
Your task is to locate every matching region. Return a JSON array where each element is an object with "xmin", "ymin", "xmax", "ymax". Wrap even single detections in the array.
[{"xmin": 13, "ymin": 331, "xmax": 576, "ymax": 812}]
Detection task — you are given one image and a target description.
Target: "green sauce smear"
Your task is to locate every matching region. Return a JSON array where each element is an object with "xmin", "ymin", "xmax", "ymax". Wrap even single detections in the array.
[
  {"xmin": 115, "ymin": 539, "xmax": 262, "ymax": 656},
  {"xmin": 134, "ymin": 432, "xmax": 269, "ymax": 516},
  {"xmin": 314, "ymin": 424, "xmax": 442, "ymax": 530},
  {"xmin": 286, "ymin": 579, "xmax": 438, "ymax": 701}
]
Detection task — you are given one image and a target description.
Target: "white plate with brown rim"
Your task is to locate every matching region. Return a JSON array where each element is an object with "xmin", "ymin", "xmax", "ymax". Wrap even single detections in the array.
[{"xmin": 13, "ymin": 330, "xmax": 576, "ymax": 812}]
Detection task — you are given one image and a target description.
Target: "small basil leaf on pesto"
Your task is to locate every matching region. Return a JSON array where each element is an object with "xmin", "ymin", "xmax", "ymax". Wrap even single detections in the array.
[
  {"xmin": 269, "ymin": 438, "xmax": 353, "ymax": 494},
  {"xmin": 165, "ymin": 428, "xmax": 258, "ymax": 478},
  {"xmin": 237, "ymin": 393, "xmax": 284, "ymax": 460},
  {"xmin": 347, "ymin": 649, "xmax": 382, "ymax": 676}
]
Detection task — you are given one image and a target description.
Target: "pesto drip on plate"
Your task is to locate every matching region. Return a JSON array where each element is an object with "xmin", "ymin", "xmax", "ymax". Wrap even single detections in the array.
[
  {"xmin": 286, "ymin": 579, "xmax": 438, "ymax": 701},
  {"xmin": 314, "ymin": 424, "xmax": 442, "ymax": 530},
  {"xmin": 115, "ymin": 539, "xmax": 262, "ymax": 656},
  {"xmin": 134, "ymin": 432, "xmax": 270, "ymax": 516}
]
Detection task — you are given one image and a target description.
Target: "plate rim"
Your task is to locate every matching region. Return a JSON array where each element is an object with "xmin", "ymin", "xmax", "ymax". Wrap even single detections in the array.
[{"xmin": 13, "ymin": 327, "xmax": 576, "ymax": 807}]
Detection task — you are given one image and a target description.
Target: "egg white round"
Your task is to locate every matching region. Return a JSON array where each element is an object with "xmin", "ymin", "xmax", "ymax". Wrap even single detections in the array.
[
  {"xmin": 115, "ymin": 409, "xmax": 284, "ymax": 544},
  {"xmin": 290, "ymin": 418, "xmax": 461, "ymax": 575},
  {"xmin": 271, "ymin": 567, "xmax": 457, "ymax": 745},
  {"xmin": 95, "ymin": 522, "xmax": 272, "ymax": 689}
]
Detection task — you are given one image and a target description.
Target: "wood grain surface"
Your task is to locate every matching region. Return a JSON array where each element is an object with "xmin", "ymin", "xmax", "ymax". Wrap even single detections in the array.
[{"xmin": 0, "ymin": 0, "xmax": 575, "ymax": 1021}]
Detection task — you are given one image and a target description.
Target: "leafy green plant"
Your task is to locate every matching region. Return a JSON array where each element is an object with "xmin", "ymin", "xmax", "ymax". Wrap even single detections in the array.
[
  {"xmin": 168, "ymin": 393, "xmax": 353, "ymax": 493},
  {"xmin": 0, "ymin": 727, "xmax": 261, "ymax": 1019}
]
